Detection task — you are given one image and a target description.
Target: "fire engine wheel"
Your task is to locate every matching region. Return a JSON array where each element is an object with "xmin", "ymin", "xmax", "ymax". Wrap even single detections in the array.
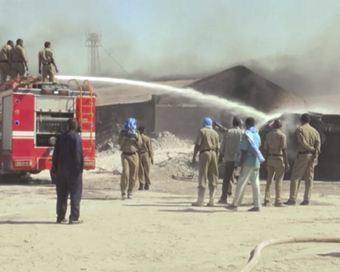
[
  {"xmin": 0, "ymin": 172, "xmax": 29, "ymax": 183},
  {"xmin": 50, "ymin": 170, "xmax": 57, "ymax": 185}
]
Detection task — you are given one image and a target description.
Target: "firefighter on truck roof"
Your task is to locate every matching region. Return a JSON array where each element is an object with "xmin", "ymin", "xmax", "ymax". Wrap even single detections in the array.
[
  {"xmin": 0, "ymin": 40, "xmax": 14, "ymax": 84},
  {"xmin": 39, "ymin": 41, "xmax": 58, "ymax": 82},
  {"xmin": 10, "ymin": 38, "xmax": 28, "ymax": 78}
]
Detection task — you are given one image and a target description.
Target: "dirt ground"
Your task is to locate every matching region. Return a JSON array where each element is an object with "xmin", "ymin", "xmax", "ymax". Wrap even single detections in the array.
[{"xmin": 1, "ymin": 166, "xmax": 340, "ymax": 272}]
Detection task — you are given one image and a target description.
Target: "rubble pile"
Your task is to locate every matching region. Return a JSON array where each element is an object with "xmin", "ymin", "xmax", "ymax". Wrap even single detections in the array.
[
  {"xmin": 150, "ymin": 131, "xmax": 193, "ymax": 150},
  {"xmin": 157, "ymin": 151, "xmax": 198, "ymax": 180}
]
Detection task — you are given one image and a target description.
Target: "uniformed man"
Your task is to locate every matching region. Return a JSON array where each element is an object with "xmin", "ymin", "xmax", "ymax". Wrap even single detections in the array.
[
  {"xmin": 284, "ymin": 113, "xmax": 321, "ymax": 206},
  {"xmin": 118, "ymin": 118, "xmax": 142, "ymax": 199},
  {"xmin": 10, "ymin": 39, "xmax": 28, "ymax": 77},
  {"xmin": 263, "ymin": 119, "xmax": 290, "ymax": 207},
  {"xmin": 38, "ymin": 41, "xmax": 59, "ymax": 82},
  {"xmin": 217, "ymin": 117, "xmax": 243, "ymax": 204},
  {"xmin": 137, "ymin": 126, "xmax": 154, "ymax": 191},
  {"xmin": 52, "ymin": 118, "xmax": 84, "ymax": 224},
  {"xmin": 0, "ymin": 40, "xmax": 14, "ymax": 84},
  {"xmin": 192, "ymin": 117, "xmax": 219, "ymax": 207}
]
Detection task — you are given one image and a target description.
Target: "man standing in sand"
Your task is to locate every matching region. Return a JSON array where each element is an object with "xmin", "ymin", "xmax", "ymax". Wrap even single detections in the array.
[
  {"xmin": 38, "ymin": 41, "xmax": 58, "ymax": 82},
  {"xmin": 118, "ymin": 118, "xmax": 142, "ymax": 199},
  {"xmin": 192, "ymin": 117, "xmax": 219, "ymax": 207},
  {"xmin": 226, "ymin": 117, "xmax": 264, "ymax": 212},
  {"xmin": 52, "ymin": 118, "xmax": 84, "ymax": 224},
  {"xmin": 138, "ymin": 126, "xmax": 154, "ymax": 191},
  {"xmin": 284, "ymin": 113, "xmax": 320, "ymax": 206},
  {"xmin": 217, "ymin": 117, "xmax": 243, "ymax": 204},
  {"xmin": 263, "ymin": 119, "xmax": 290, "ymax": 207},
  {"xmin": 0, "ymin": 40, "xmax": 14, "ymax": 84}
]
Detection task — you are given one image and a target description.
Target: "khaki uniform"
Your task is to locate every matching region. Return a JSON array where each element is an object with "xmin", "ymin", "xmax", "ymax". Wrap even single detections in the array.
[
  {"xmin": 10, "ymin": 45, "xmax": 28, "ymax": 78},
  {"xmin": 118, "ymin": 130, "xmax": 142, "ymax": 196},
  {"xmin": 138, "ymin": 134, "xmax": 154, "ymax": 186},
  {"xmin": 0, "ymin": 44, "xmax": 12, "ymax": 84},
  {"xmin": 264, "ymin": 129, "xmax": 287, "ymax": 204},
  {"xmin": 289, "ymin": 123, "xmax": 321, "ymax": 202},
  {"xmin": 195, "ymin": 128, "xmax": 219, "ymax": 189},
  {"xmin": 39, "ymin": 48, "xmax": 55, "ymax": 82}
]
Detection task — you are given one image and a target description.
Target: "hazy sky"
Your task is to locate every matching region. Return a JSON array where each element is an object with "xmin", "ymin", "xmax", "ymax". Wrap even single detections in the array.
[{"xmin": 1, "ymin": 0, "xmax": 340, "ymax": 94}]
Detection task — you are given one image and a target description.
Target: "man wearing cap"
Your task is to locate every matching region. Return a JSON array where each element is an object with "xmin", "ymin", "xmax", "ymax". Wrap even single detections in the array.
[
  {"xmin": 284, "ymin": 113, "xmax": 320, "ymax": 206},
  {"xmin": 10, "ymin": 38, "xmax": 28, "ymax": 77},
  {"xmin": 217, "ymin": 116, "xmax": 243, "ymax": 204},
  {"xmin": 263, "ymin": 119, "xmax": 290, "ymax": 207},
  {"xmin": 0, "ymin": 40, "xmax": 14, "ymax": 84},
  {"xmin": 118, "ymin": 118, "xmax": 142, "ymax": 200},
  {"xmin": 38, "ymin": 41, "xmax": 59, "ymax": 82},
  {"xmin": 192, "ymin": 117, "xmax": 219, "ymax": 207}
]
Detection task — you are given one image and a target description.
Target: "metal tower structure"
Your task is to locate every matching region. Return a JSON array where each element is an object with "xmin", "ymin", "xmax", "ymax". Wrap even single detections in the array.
[{"xmin": 85, "ymin": 32, "xmax": 101, "ymax": 75}]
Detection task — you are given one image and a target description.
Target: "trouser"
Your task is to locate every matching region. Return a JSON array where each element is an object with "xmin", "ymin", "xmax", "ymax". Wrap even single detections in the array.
[
  {"xmin": 121, "ymin": 153, "xmax": 139, "ymax": 195},
  {"xmin": 0, "ymin": 61, "xmax": 11, "ymax": 84},
  {"xmin": 10, "ymin": 62, "xmax": 26, "ymax": 78},
  {"xmin": 198, "ymin": 150, "xmax": 218, "ymax": 189},
  {"xmin": 289, "ymin": 153, "xmax": 315, "ymax": 202},
  {"xmin": 265, "ymin": 157, "xmax": 285, "ymax": 204},
  {"xmin": 232, "ymin": 166, "xmax": 261, "ymax": 208},
  {"xmin": 138, "ymin": 153, "xmax": 151, "ymax": 185},
  {"xmin": 220, "ymin": 161, "xmax": 235, "ymax": 200},
  {"xmin": 42, "ymin": 64, "xmax": 54, "ymax": 82},
  {"xmin": 56, "ymin": 170, "xmax": 83, "ymax": 221}
]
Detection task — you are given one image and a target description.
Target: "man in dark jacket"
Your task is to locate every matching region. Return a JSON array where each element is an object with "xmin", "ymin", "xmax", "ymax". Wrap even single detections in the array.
[{"xmin": 52, "ymin": 118, "xmax": 84, "ymax": 224}]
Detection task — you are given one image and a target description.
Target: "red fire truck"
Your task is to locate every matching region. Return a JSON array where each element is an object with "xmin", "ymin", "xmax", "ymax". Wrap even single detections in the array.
[{"xmin": 0, "ymin": 76, "xmax": 96, "ymax": 183}]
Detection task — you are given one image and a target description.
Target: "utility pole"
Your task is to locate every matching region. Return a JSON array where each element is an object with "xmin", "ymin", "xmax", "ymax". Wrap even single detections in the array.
[{"xmin": 85, "ymin": 32, "xmax": 101, "ymax": 75}]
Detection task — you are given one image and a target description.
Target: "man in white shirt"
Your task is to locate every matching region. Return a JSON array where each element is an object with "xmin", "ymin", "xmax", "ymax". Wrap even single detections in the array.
[{"xmin": 217, "ymin": 117, "xmax": 243, "ymax": 204}]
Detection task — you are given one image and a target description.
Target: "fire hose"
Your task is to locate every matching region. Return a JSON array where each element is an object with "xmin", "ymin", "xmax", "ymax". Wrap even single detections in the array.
[{"xmin": 241, "ymin": 237, "xmax": 340, "ymax": 272}]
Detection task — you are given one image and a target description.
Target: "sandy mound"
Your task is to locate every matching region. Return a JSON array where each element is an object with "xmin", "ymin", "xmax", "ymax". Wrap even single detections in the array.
[{"xmin": 95, "ymin": 131, "xmax": 196, "ymax": 179}]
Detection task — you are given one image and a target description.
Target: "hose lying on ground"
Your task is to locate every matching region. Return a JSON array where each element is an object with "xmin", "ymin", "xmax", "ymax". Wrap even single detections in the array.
[{"xmin": 241, "ymin": 237, "xmax": 340, "ymax": 272}]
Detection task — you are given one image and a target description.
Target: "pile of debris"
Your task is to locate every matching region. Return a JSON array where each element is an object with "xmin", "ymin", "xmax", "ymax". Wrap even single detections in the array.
[
  {"xmin": 156, "ymin": 151, "xmax": 198, "ymax": 180},
  {"xmin": 150, "ymin": 131, "xmax": 193, "ymax": 150}
]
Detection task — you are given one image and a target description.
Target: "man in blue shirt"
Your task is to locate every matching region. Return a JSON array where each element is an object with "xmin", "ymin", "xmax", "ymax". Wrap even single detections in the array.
[
  {"xmin": 226, "ymin": 117, "xmax": 262, "ymax": 212},
  {"xmin": 52, "ymin": 118, "xmax": 84, "ymax": 224}
]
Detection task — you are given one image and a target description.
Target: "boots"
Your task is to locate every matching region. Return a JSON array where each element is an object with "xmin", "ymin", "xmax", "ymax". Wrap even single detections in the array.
[
  {"xmin": 207, "ymin": 187, "xmax": 215, "ymax": 206},
  {"xmin": 192, "ymin": 188, "xmax": 205, "ymax": 206}
]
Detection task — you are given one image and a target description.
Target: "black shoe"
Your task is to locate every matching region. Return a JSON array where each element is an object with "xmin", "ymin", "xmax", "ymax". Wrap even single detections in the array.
[
  {"xmin": 217, "ymin": 198, "xmax": 227, "ymax": 204},
  {"xmin": 283, "ymin": 200, "xmax": 296, "ymax": 206},
  {"xmin": 56, "ymin": 218, "xmax": 68, "ymax": 224},
  {"xmin": 138, "ymin": 185, "xmax": 144, "ymax": 191},
  {"xmin": 144, "ymin": 184, "xmax": 149, "ymax": 190},
  {"xmin": 248, "ymin": 207, "xmax": 260, "ymax": 212},
  {"xmin": 69, "ymin": 219, "xmax": 83, "ymax": 225},
  {"xmin": 263, "ymin": 201, "xmax": 271, "ymax": 207},
  {"xmin": 300, "ymin": 201, "xmax": 309, "ymax": 206},
  {"xmin": 225, "ymin": 205, "xmax": 238, "ymax": 211},
  {"xmin": 275, "ymin": 202, "xmax": 285, "ymax": 207}
]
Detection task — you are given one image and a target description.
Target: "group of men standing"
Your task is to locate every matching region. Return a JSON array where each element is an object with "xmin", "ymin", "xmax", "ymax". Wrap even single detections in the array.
[
  {"xmin": 192, "ymin": 113, "xmax": 321, "ymax": 211},
  {"xmin": 0, "ymin": 39, "xmax": 58, "ymax": 84},
  {"xmin": 118, "ymin": 118, "xmax": 154, "ymax": 200}
]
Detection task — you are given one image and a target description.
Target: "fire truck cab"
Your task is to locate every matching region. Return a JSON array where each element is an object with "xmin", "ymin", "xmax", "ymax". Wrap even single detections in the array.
[{"xmin": 0, "ymin": 76, "xmax": 96, "ymax": 182}]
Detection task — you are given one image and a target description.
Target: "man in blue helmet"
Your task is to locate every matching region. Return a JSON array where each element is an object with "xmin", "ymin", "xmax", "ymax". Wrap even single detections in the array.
[
  {"xmin": 192, "ymin": 117, "xmax": 220, "ymax": 207},
  {"xmin": 118, "ymin": 118, "xmax": 142, "ymax": 200}
]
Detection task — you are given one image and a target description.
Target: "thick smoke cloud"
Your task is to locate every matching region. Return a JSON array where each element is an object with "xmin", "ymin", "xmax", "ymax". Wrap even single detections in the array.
[{"xmin": 1, "ymin": 0, "xmax": 340, "ymax": 98}]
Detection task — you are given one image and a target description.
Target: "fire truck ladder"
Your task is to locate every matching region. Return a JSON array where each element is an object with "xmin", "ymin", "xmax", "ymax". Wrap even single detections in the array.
[{"xmin": 67, "ymin": 79, "xmax": 94, "ymax": 151}]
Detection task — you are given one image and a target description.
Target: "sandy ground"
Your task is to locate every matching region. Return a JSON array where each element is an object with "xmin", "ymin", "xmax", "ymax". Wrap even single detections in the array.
[{"xmin": 1, "ymin": 165, "xmax": 340, "ymax": 272}]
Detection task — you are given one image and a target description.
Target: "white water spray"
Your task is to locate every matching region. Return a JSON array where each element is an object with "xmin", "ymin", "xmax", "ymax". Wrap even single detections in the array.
[{"xmin": 56, "ymin": 75, "xmax": 281, "ymax": 125}]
